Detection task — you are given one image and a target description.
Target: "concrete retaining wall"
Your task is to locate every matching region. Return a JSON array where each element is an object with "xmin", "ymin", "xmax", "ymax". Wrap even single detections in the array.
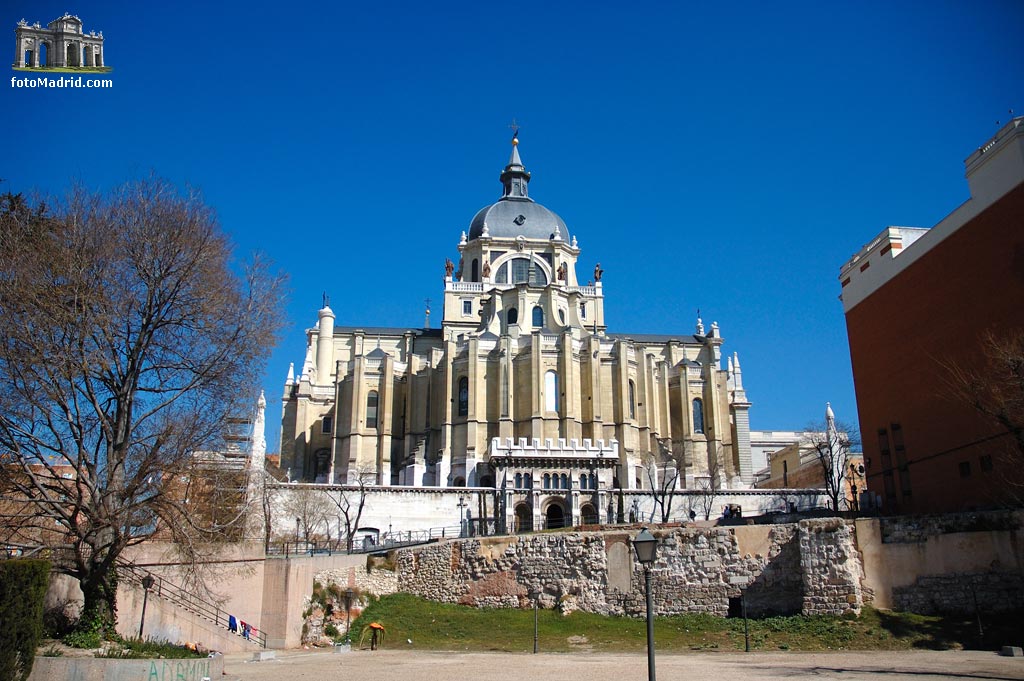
[{"xmin": 29, "ymin": 655, "xmax": 222, "ymax": 681}]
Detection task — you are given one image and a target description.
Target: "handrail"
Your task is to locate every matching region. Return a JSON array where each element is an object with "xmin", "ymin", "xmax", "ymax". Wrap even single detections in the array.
[
  {"xmin": 266, "ymin": 523, "xmax": 480, "ymax": 557},
  {"xmin": 117, "ymin": 560, "xmax": 266, "ymax": 649}
]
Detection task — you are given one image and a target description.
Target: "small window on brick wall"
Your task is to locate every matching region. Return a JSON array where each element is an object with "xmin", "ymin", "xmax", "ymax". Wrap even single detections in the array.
[{"xmin": 959, "ymin": 461, "xmax": 971, "ymax": 478}]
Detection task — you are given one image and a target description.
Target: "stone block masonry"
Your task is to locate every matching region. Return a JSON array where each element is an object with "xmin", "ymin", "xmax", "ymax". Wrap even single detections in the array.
[
  {"xmin": 799, "ymin": 518, "xmax": 864, "ymax": 615},
  {"xmin": 395, "ymin": 521, "xmax": 860, "ymax": 618}
]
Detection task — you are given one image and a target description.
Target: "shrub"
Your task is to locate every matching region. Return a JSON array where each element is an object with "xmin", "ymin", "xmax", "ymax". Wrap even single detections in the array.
[
  {"xmin": 324, "ymin": 623, "xmax": 340, "ymax": 638},
  {"xmin": 0, "ymin": 559, "xmax": 51, "ymax": 681},
  {"xmin": 94, "ymin": 638, "xmax": 206, "ymax": 659}
]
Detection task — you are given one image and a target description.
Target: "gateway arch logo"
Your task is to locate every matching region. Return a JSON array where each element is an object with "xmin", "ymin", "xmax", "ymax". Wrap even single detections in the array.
[{"xmin": 13, "ymin": 14, "xmax": 111, "ymax": 73}]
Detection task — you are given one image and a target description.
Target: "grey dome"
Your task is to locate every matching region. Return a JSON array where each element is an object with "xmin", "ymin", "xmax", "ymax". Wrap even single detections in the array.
[{"xmin": 468, "ymin": 198, "xmax": 569, "ymax": 241}]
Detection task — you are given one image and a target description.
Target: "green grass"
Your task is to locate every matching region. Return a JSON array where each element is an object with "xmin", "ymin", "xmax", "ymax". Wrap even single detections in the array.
[{"xmin": 349, "ymin": 594, "xmax": 1023, "ymax": 653}]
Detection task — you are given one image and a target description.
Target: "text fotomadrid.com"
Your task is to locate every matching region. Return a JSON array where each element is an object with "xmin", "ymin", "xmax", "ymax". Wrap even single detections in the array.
[{"xmin": 11, "ymin": 76, "xmax": 113, "ymax": 88}]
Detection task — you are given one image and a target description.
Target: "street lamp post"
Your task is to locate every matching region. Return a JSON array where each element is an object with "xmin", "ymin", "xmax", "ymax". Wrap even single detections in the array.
[
  {"xmin": 531, "ymin": 589, "xmax": 539, "ymax": 654},
  {"xmin": 632, "ymin": 528, "xmax": 658, "ymax": 681},
  {"xmin": 138, "ymin": 575, "xmax": 156, "ymax": 640},
  {"xmin": 345, "ymin": 587, "xmax": 354, "ymax": 646}
]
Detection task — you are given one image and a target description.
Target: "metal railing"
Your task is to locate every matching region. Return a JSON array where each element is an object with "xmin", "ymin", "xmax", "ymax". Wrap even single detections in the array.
[
  {"xmin": 117, "ymin": 561, "xmax": 266, "ymax": 648},
  {"xmin": 266, "ymin": 523, "xmax": 479, "ymax": 557}
]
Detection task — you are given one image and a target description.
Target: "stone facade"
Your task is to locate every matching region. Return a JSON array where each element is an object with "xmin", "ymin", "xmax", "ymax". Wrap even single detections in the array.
[
  {"xmin": 279, "ymin": 135, "xmax": 755, "ymax": 534},
  {"xmin": 799, "ymin": 518, "xmax": 864, "ymax": 615},
  {"xmin": 394, "ymin": 521, "xmax": 858, "ymax": 618},
  {"xmin": 13, "ymin": 15, "xmax": 105, "ymax": 69}
]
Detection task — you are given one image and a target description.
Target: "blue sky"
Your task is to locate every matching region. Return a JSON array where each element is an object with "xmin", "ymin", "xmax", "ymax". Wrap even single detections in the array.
[{"xmin": 5, "ymin": 1, "xmax": 1022, "ymax": 452}]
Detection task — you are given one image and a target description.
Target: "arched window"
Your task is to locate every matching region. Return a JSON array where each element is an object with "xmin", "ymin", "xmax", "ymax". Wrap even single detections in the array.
[
  {"xmin": 471, "ymin": 258, "xmax": 479, "ymax": 282},
  {"xmin": 458, "ymin": 377, "xmax": 469, "ymax": 417},
  {"xmin": 560, "ymin": 473, "xmax": 568, "ymax": 489},
  {"xmin": 579, "ymin": 474, "xmax": 588, "ymax": 490},
  {"xmin": 532, "ymin": 305, "xmax": 544, "ymax": 327},
  {"xmin": 366, "ymin": 391, "xmax": 379, "ymax": 428},
  {"xmin": 507, "ymin": 307, "xmax": 519, "ymax": 325},
  {"xmin": 692, "ymin": 397, "xmax": 704, "ymax": 434},
  {"xmin": 495, "ymin": 257, "xmax": 548, "ymax": 285},
  {"xmin": 589, "ymin": 473, "xmax": 597, "ymax": 490},
  {"xmin": 544, "ymin": 370, "xmax": 559, "ymax": 412},
  {"xmin": 558, "ymin": 309, "xmax": 566, "ymax": 325},
  {"xmin": 515, "ymin": 473, "xmax": 523, "ymax": 488},
  {"xmin": 628, "ymin": 380, "xmax": 637, "ymax": 420},
  {"xmin": 524, "ymin": 473, "xmax": 532, "ymax": 489},
  {"xmin": 543, "ymin": 473, "xmax": 551, "ymax": 489},
  {"xmin": 322, "ymin": 415, "xmax": 333, "ymax": 434}
]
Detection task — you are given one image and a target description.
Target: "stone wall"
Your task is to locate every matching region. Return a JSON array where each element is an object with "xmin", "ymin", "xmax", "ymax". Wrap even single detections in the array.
[
  {"xmin": 868, "ymin": 510, "xmax": 1024, "ymax": 614},
  {"xmin": 893, "ymin": 572, "xmax": 1024, "ymax": 614},
  {"xmin": 799, "ymin": 518, "xmax": 864, "ymax": 615},
  {"xmin": 395, "ymin": 522, "xmax": 843, "ymax": 618},
  {"xmin": 880, "ymin": 510, "xmax": 1023, "ymax": 543},
  {"xmin": 316, "ymin": 561, "xmax": 399, "ymax": 597}
]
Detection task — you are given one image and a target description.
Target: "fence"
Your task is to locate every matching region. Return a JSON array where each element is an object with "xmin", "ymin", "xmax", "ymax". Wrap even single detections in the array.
[
  {"xmin": 117, "ymin": 561, "xmax": 266, "ymax": 648},
  {"xmin": 266, "ymin": 524, "xmax": 466, "ymax": 557}
]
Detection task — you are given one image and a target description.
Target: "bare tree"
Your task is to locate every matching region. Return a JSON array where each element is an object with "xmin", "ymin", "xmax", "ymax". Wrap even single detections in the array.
[
  {"xmin": 0, "ymin": 180, "xmax": 285, "ymax": 639},
  {"xmin": 645, "ymin": 438, "xmax": 681, "ymax": 523},
  {"xmin": 948, "ymin": 331, "xmax": 1024, "ymax": 455},
  {"xmin": 282, "ymin": 487, "xmax": 333, "ymax": 542},
  {"xmin": 692, "ymin": 443, "xmax": 724, "ymax": 520},
  {"xmin": 946, "ymin": 331, "xmax": 1024, "ymax": 500},
  {"xmin": 322, "ymin": 469, "xmax": 375, "ymax": 551},
  {"xmin": 803, "ymin": 403, "xmax": 858, "ymax": 512}
]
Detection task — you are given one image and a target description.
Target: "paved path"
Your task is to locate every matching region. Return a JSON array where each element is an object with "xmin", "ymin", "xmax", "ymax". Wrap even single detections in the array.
[{"xmin": 221, "ymin": 648, "xmax": 1024, "ymax": 681}]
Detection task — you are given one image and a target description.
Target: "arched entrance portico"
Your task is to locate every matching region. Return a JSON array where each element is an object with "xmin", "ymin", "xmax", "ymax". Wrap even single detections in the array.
[
  {"xmin": 514, "ymin": 502, "xmax": 532, "ymax": 533},
  {"xmin": 544, "ymin": 501, "xmax": 567, "ymax": 530},
  {"xmin": 580, "ymin": 503, "xmax": 598, "ymax": 525}
]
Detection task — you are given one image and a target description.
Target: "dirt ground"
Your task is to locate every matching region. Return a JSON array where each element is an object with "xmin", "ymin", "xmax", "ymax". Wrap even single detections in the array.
[{"xmin": 221, "ymin": 648, "xmax": 1024, "ymax": 681}]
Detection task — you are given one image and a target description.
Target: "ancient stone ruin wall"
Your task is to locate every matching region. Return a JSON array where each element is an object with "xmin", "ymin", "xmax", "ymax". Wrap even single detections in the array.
[
  {"xmin": 892, "ymin": 572, "xmax": 1024, "ymax": 614},
  {"xmin": 877, "ymin": 510, "xmax": 1024, "ymax": 614},
  {"xmin": 799, "ymin": 518, "xmax": 864, "ymax": 615},
  {"xmin": 395, "ymin": 522, "xmax": 851, "ymax": 618}
]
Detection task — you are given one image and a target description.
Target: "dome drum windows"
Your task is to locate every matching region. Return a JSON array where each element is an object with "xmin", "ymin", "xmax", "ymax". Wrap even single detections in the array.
[{"xmin": 493, "ymin": 256, "xmax": 548, "ymax": 285}]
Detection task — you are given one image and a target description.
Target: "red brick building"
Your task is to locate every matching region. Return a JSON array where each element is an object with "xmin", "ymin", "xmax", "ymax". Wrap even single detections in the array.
[{"xmin": 839, "ymin": 118, "xmax": 1024, "ymax": 514}]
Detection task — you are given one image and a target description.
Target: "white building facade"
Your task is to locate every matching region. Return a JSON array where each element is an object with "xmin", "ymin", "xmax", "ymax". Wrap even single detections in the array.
[{"xmin": 279, "ymin": 137, "xmax": 756, "ymax": 531}]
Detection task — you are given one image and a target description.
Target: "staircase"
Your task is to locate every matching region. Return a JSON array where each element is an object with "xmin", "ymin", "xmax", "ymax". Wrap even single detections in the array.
[{"xmin": 118, "ymin": 560, "xmax": 266, "ymax": 648}]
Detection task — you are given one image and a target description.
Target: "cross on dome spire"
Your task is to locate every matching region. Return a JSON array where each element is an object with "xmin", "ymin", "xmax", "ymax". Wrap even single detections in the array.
[{"xmin": 500, "ymin": 128, "xmax": 531, "ymax": 200}]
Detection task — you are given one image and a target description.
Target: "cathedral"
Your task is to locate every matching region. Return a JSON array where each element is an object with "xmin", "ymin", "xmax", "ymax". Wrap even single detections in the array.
[{"xmin": 279, "ymin": 136, "xmax": 754, "ymax": 531}]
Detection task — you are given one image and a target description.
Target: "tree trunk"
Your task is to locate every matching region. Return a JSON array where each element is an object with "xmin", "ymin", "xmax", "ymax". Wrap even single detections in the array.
[{"xmin": 77, "ymin": 568, "xmax": 118, "ymax": 639}]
